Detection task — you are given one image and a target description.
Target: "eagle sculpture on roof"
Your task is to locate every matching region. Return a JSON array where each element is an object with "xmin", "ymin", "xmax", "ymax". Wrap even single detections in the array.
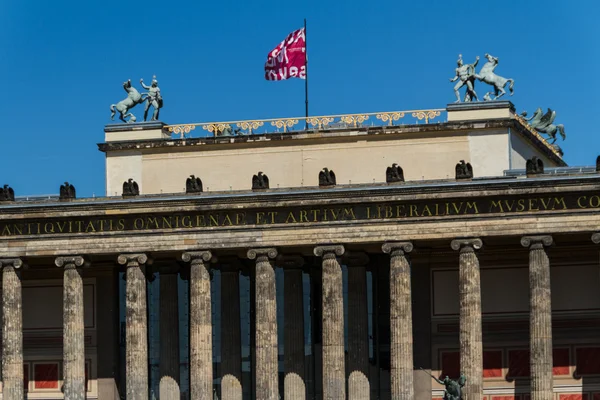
[{"xmin": 0, "ymin": 185, "xmax": 15, "ymax": 202}]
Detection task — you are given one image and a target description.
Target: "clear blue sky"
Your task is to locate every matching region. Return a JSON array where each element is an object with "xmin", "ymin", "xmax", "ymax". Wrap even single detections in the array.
[{"xmin": 1, "ymin": 0, "xmax": 598, "ymax": 197}]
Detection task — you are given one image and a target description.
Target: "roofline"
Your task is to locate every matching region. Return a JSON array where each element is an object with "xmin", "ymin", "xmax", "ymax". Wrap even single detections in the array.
[
  {"xmin": 97, "ymin": 118, "xmax": 566, "ymax": 167},
  {"xmin": 1, "ymin": 171, "xmax": 596, "ymax": 213}
]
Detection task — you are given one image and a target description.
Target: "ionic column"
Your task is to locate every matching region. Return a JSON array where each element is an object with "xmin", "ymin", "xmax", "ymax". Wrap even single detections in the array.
[
  {"xmin": 279, "ymin": 255, "xmax": 306, "ymax": 400},
  {"xmin": 382, "ymin": 242, "xmax": 414, "ymax": 400},
  {"xmin": 314, "ymin": 245, "xmax": 345, "ymax": 400},
  {"xmin": 159, "ymin": 269, "xmax": 180, "ymax": 400},
  {"xmin": 344, "ymin": 252, "xmax": 370, "ymax": 400},
  {"xmin": 0, "ymin": 258, "xmax": 24, "ymax": 400},
  {"xmin": 183, "ymin": 251, "xmax": 214, "ymax": 400},
  {"xmin": 117, "ymin": 253, "xmax": 149, "ymax": 400},
  {"xmin": 451, "ymin": 238, "xmax": 483, "ymax": 400},
  {"xmin": 247, "ymin": 248, "xmax": 279, "ymax": 400},
  {"xmin": 221, "ymin": 261, "xmax": 242, "ymax": 400},
  {"xmin": 521, "ymin": 236, "xmax": 554, "ymax": 400},
  {"xmin": 56, "ymin": 256, "xmax": 87, "ymax": 400}
]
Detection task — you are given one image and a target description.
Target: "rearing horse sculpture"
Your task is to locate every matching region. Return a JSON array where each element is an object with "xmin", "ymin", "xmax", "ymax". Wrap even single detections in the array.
[
  {"xmin": 477, "ymin": 53, "xmax": 514, "ymax": 100},
  {"xmin": 110, "ymin": 80, "xmax": 145, "ymax": 123}
]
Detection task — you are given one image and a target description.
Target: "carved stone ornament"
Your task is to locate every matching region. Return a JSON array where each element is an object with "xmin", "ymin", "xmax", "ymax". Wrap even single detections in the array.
[
  {"xmin": 455, "ymin": 160, "xmax": 473, "ymax": 180},
  {"xmin": 386, "ymin": 163, "xmax": 405, "ymax": 183},
  {"xmin": 117, "ymin": 253, "xmax": 149, "ymax": 266},
  {"xmin": 122, "ymin": 178, "xmax": 140, "ymax": 197},
  {"xmin": 382, "ymin": 241, "xmax": 413, "ymax": 254},
  {"xmin": 596, "ymin": 155, "xmax": 600, "ymax": 172},
  {"xmin": 526, "ymin": 156, "xmax": 544, "ymax": 175},
  {"xmin": 55, "ymin": 256, "xmax": 86, "ymax": 268},
  {"xmin": 319, "ymin": 168, "xmax": 336, "ymax": 187},
  {"xmin": 0, "ymin": 258, "xmax": 23, "ymax": 269},
  {"xmin": 59, "ymin": 182, "xmax": 76, "ymax": 200},
  {"xmin": 591, "ymin": 233, "xmax": 600, "ymax": 244},
  {"xmin": 186, "ymin": 175, "xmax": 203, "ymax": 194},
  {"xmin": 0, "ymin": 184, "xmax": 15, "ymax": 202},
  {"xmin": 247, "ymin": 248, "xmax": 278, "ymax": 260},
  {"xmin": 520, "ymin": 235, "xmax": 553, "ymax": 248},
  {"xmin": 314, "ymin": 245, "xmax": 345, "ymax": 257},
  {"xmin": 450, "ymin": 238, "xmax": 483, "ymax": 251},
  {"xmin": 181, "ymin": 250, "xmax": 213, "ymax": 264},
  {"xmin": 252, "ymin": 172, "xmax": 270, "ymax": 190}
]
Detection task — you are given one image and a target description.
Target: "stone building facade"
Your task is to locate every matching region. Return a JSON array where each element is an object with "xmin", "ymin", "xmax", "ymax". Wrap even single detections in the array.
[{"xmin": 1, "ymin": 102, "xmax": 599, "ymax": 400}]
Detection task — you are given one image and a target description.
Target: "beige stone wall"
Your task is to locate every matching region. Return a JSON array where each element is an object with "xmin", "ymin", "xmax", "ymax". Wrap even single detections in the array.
[
  {"xmin": 467, "ymin": 129, "xmax": 509, "ymax": 178},
  {"xmin": 139, "ymin": 132, "xmax": 477, "ymax": 194},
  {"xmin": 106, "ymin": 150, "xmax": 142, "ymax": 197},
  {"xmin": 510, "ymin": 132, "xmax": 557, "ymax": 169}
]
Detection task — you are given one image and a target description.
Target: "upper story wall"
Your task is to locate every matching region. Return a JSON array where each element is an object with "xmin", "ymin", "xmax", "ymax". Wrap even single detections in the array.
[{"xmin": 100, "ymin": 102, "xmax": 565, "ymax": 196}]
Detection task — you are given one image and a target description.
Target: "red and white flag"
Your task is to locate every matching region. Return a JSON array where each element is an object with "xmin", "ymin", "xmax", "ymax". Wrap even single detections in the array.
[{"xmin": 265, "ymin": 27, "xmax": 306, "ymax": 81}]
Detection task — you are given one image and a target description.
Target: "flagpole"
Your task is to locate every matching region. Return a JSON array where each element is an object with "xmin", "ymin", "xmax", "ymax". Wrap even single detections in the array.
[{"xmin": 304, "ymin": 18, "xmax": 309, "ymax": 130}]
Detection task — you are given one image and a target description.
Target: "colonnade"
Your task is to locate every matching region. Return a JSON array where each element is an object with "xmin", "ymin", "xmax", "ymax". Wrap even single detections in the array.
[{"xmin": 0, "ymin": 233, "xmax": 578, "ymax": 400}]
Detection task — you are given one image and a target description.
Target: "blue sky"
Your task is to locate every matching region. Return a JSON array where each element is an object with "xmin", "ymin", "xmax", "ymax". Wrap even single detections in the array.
[{"xmin": 1, "ymin": 0, "xmax": 598, "ymax": 197}]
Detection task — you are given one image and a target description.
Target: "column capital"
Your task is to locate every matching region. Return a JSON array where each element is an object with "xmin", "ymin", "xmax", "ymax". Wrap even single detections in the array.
[
  {"xmin": 451, "ymin": 238, "xmax": 483, "ymax": 252},
  {"xmin": 117, "ymin": 253, "xmax": 149, "ymax": 266},
  {"xmin": 276, "ymin": 254, "xmax": 305, "ymax": 269},
  {"xmin": 55, "ymin": 256, "xmax": 86, "ymax": 268},
  {"xmin": 521, "ymin": 235, "xmax": 553, "ymax": 248},
  {"xmin": 182, "ymin": 250, "xmax": 214, "ymax": 264},
  {"xmin": 314, "ymin": 245, "xmax": 345, "ymax": 257},
  {"xmin": 246, "ymin": 247, "xmax": 278, "ymax": 260},
  {"xmin": 0, "ymin": 258, "xmax": 23, "ymax": 269},
  {"xmin": 592, "ymin": 233, "xmax": 600, "ymax": 244},
  {"xmin": 382, "ymin": 241, "xmax": 413, "ymax": 254},
  {"xmin": 342, "ymin": 251, "xmax": 369, "ymax": 267}
]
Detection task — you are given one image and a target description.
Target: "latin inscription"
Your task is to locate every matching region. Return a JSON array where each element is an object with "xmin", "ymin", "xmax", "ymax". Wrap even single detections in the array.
[{"xmin": 0, "ymin": 193, "xmax": 597, "ymax": 237}]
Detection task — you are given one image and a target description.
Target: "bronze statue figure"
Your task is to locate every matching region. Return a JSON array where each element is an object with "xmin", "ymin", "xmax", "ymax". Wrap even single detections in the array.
[
  {"xmin": 520, "ymin": 108, "xmax": 566, "ymax": 144},
  {"xmin": 0, "ymin": 185, "xmax": 15, "ymax": 202},
  {"xmin": 110, "ymin": 80, "xmax": 145, "ymax": 123},
  {"xmin": 450, "ymin": 54, "xmax": 480, "ymax": 103},
  {"xmin": 526, "ymin": 156, "xmax": 544, "ymax": 175},
  {"xmin": 477, "ymin": 53, "xmax": 514, "ymax": 100},
  {"xmin": 252, "ymin": 172, "xmax": 270, "ymax": 190},
  {"xmin": 186, "ymin": 175, "xmax": 203, "ymax": 194},
  {"xmin": 455, "ymin": 160, "xmax": 473, "ymax": 180},
  {"xmin": 386, "ymin": 163, "xmax": 405, "ymax": 183},
  {"xmin": 319, "ymin": 168, "xmax": 336, "ymax": 187},
  {"xmin": 59, "ymin": 182, "xmax": 76, "ymax": 200},
  {"xmin": 122, "ymin": 178, "xmax": 140, "ymax": 197},
  {"xmin": 140, "ymin": 76, "xmax": 163, "ymax": 121},
  {"xmin": 421, "ymin": 368, "xmax": 466, "ymax": 400}
]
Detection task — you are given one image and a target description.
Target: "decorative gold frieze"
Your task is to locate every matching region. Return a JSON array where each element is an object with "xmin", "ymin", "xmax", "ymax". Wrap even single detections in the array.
[
  {"xmin": 376, "ymin": 112, "xmax": 405, "ymax": 126},
  {"xmin": 164, "ymin": 108, "xmax": 446, "ymax": 137},
  {"xmin": 167, "ymin": 124, "xmax": 196, "ymax": 139},
  {"xmin": 270, "ymin": 119, "xmax": 299, "ymax": 132},
  {"xmin": 340, "ymin": 114, "xmax": 369, "ymax": 127},
  {"xmin": 412, "ymin": 110, "xmax": 441, "ymax": 124},
  {"xmin": 236, "ymin": 120, "xmax": 264, "ymax": 134}
]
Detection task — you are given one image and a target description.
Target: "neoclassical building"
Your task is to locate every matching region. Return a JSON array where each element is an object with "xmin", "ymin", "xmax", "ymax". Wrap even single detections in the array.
[{"xmin": 1, "ymin": 102, "xmax": 599, "ymax": 400}]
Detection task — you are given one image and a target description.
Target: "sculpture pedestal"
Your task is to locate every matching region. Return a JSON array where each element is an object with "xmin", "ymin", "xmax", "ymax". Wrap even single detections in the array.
[
  {"xmin": 104, "ymin": 122, "xmax": 170, "ymax": 142},
  {"xmin": 446, "ymin": 101, "xmax": 515, "ymax": 122}
]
